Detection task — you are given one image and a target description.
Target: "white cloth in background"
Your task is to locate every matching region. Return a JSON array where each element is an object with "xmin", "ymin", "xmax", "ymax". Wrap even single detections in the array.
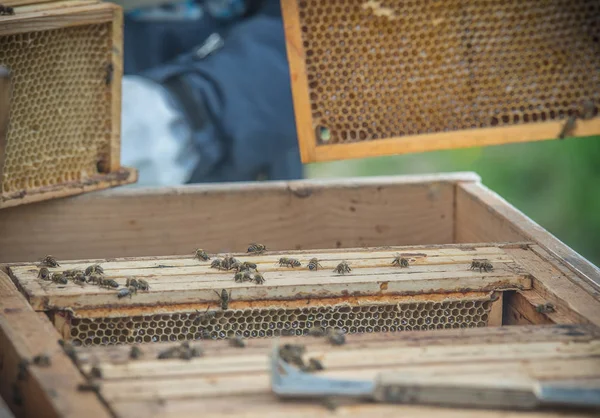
[{"xmin": 120, "ymin": 75, "xmax": 198, "ymax": 187}]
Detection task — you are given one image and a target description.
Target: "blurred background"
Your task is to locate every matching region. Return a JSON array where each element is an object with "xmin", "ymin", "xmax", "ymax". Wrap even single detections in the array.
[{"xmin": 118, "ymin": 0, "xmax": 599, "ymax": 266}]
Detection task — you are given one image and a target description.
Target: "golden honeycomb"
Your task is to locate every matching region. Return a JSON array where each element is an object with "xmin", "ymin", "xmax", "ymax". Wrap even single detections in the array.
[
  {"xmin": 295, "ymin": 0, "xmax": 600, "ymax": 144},
  {"xmin": 0, "ymin": 23, "xmax": 113, "ymax": 194},
  {"xmin": 67, "ymin": 298, "xmax": 493, "ymax": 346}
]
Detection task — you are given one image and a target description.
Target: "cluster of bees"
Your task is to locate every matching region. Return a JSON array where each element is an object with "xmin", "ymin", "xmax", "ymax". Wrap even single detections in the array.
[
  {"xmin": 278, "ymin": 328, "xmax": 346, "ymax": 373},
  {"xmin": 36, "ymin": 255, "xmax": 149, "ymax": 299},
  {"xmin": 0, "ymin": 5, "xmax": 15, "ymax": 15}
]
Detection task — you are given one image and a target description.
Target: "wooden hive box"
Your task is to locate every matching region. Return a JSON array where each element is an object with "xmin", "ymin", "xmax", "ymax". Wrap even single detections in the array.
[
  {"xmin": 281, "ymin": 0, "xmax": 600, "ymax": 163},
  {"xmin": 0, "ymin": 0, "xmax": 137, "ymax": 209},
  {"xmin": 1, "ymin": 172, "xmax": 599, "ymax": 417}
]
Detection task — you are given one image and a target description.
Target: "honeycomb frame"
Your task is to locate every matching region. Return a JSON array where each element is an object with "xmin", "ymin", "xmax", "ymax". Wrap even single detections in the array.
[
  {"xmin": 0, "ymin": 2, "xmax": 137, "ymax": 209},
  {"xmin": 281, "ymin": 0, "xmax": 600, "ymax": 163},
  {"xmin": 56, "ymin": 294, "xmax": 499, "ymax": 347}
]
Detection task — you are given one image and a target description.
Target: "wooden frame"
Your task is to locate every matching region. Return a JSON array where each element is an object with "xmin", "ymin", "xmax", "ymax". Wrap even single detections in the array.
[
  {"xmin": 0, "ymin": 1, "xmax": 137, "ymax": 209},
  {"xmin": 281, "ymin": 0, "xmax": 600, "ymax": 164}
]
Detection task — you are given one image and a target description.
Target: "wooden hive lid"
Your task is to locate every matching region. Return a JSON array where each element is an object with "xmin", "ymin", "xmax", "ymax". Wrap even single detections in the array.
[{"xmin": 281, "ymin": 0, "xmax": 600, "ymax": 163}]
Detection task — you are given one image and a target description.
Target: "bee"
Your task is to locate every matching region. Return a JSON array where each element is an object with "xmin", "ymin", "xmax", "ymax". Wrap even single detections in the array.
[
  {"xmin": 194, "ymin": 249, "xmax": 210, "ymax": 261},
  {"xmin": 38, "ymin": 267, "xmax": 51, "ymax": 281},
  {"xmin": 278, "ymin": 257, "xmax": 301, "ymax": 268},
  {"xmin": 32, "ymin": 354, "xmax": 51, "ymax": 367},
  {"xmin": 307, "ymin": 326, "xmax": 325, "ymax": 337},
  {"xmin": 242, "ymin": 261, "xmax": 258, "ymax": 270},
  {"xmin": 0, "ymin": 5, "xmax": 15, "ymax": 15},
  {"xmin": 392, "ymin": 254, "xmax": 409, "ymax": 268},
  {"xmin": 51, "ymin": 273, "xmax": 68, "ymax": 285},
  {"xmin": 470, "ymin": 259, "xmax": 493, "ymax": 273},
  {"xmin": 129, "ymin": 346, "xmax": 143, "ymax": 360},
  {"xmin": 333, "ymin": 261, "xmax": 351, "ymax": 275},
  {"xmin": 214, "ymin": 289, "xmax": 231, "ymax": 310},
  {"xmin": 157, "ymin": 346, "xmax": 178, "ymax": 359},
  {"xmin": 17, "ymin": 359, "xmax": 29, "ymax": 381},
  {"xmin": 63, "ymin": 269, "xmax": 84, "ymax": 278},
  {"xmin": 253, "ymin": 272, "xmax": 265, "ymax": 285},
  {"xmin": 326, "ymin": 328, "xmax": 346, "ymax": 346},
  {"xmin": 232, "ymin": 261, "xmax": 257, "ymax": 273},
  {"xmin": 85, "ymin": 264, "xmax": 104, "ymax": 276},
  {"xmin": 99, "ymin": 278, "xmax": 119, "ymax": 289},
  {"xmin": 302, "ymin": 358, "xmax": 325, "ymax": 372},
  {"xmin": 86, "ymin": 274, "xmax": 102, "ymax": 285},
  {"xmin": 234, "ymin": 271, "xmax": 253, "ymax": 283},
  {"xmin": 117, "ymin": 286, "xmax": 137, "ymax": 299},
  {"xmin": 222, "ymin": 255, "xmax": 238, "ymax": 270},
  {"xmin": 247, "ymin": 243, "xmax": 267, "ymax": 255},
  {"xmin": 72, "ymin": 272, "xmax": 87, "ymax": 285},
  {"xmin": 105, "ymin": 62, "xmax": 113, "ymax": 85},
  {"xmin": 581, "ymin": 99, "xmax": 596, "ymax": 120},
  {"xmin": 229, "ymin": 335, "xmax": 246, "ymax": 348},
  {"xmin": 137, "ymin": 279, "xmax": 150, "ymax": 291},
  {"xmin": 125, "ymin": 277, "xmax": 138, "ymax": 288},
  {"xmin": 278, "ymin": 344, "xmax": 306, "ymax": 368},
  {"xmin": 210, "ymin": 259, "xmax": 228, "ymax": 271},
  {"xmin": 558, "ymin": 115, "xmax": 577, "ymax": 140},
  {"xmin": 40, "ymin": 255, "xmax": 60, "ymax": 267},
  {"xmin": 77, "ymin": 382, "xmax": 100, "ymax": 392},
  {"xmin": 89, "ymin": 365, "xmax": 103, "ymax": 379},
  {"xmin": 307, "ymin": 258, "xmax": 323, "ymax": 271},
  {"xmin": 535, "ymin": 302, "xmax": 555, "ymax": 314}
]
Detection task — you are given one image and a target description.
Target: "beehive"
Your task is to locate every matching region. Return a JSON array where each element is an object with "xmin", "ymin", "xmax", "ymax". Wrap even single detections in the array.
[
  {"xmin": 282, "ymin": 0, "xmax": 600, "ymax": 163},
  {"xmin": 0, "ymin": 1, "xmax": 136, "ymax": 209}
]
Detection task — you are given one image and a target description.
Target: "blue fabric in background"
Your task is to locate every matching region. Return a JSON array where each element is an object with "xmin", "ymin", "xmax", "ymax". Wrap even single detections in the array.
[{"xmin": 123, "ymin": 0, "xmax": 302, "ymax": 182}]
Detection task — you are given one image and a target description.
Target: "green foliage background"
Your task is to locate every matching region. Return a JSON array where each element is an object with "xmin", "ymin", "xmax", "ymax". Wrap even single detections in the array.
[{"xmin": 306, "ymin": 136, "xmax": 600, "ymax": 267}]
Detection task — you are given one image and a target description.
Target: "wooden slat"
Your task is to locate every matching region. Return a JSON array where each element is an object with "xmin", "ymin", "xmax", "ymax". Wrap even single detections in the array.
[
  {"xmin": 455, "ymin": 182, "xmax": 600, "ymax": 291},
  {"xmin": 7, "ymin": 245, "xmax": 531, "ymax": 311},
  {"xmin": 0, "ymin": 66, "xmax": 10, "ymax": 195},
  {"xmin": 107, "ymin": 4, "xmax": 122, "ymax": 173},
  {"xmin": 0, "ymin": 395, "xmax": 15, "ymax": 418},
  {"xmin": 0, "ymin": 173, "xmax": 479, "ymax": 263},
  {"xmin": 72, "ymin": 325, "xmax": 600, "ymax": 417},
  {"xmin": 0, "ymin": 271, "xmax": 111, "ymax": 418}
]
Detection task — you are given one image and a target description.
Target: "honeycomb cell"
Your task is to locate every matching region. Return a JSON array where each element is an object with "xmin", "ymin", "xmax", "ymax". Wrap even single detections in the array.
[{"xmin": 0, "ymin": 23, "xmax": 114, "ymax": 194}]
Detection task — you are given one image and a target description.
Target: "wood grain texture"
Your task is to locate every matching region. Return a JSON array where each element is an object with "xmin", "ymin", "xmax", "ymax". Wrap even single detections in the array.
[
  {"xmin": 8, "ymin": 244, "xmax": 530, "ymax": 311},
  {"xmin": 71, "ymin": 325, "xmax": 600, "ymax": 417},
  {"xmin": 0, "ymin": 173, "xmax": 478, "ymax": 263},
  {"xmin": 0, "ymin": 271, "xmax": 111, "ymax": 418},
  {"xmin": 0, "ymin": 67, "xmax": 10, "ymax": 192},
  {"xmin": 107, "ymin": 4, "xmax": 122, "ymax": 172},
  {"xmin": 308, "ymin": 123, "xmax": 600, "ymax": 163},
  {"xmin": 0, "ymin": 167, "xmax": 137, "ymax": 209},
  {"xmin": 455, "ymin": 182, "xmax": 600, "ymax": 291}
]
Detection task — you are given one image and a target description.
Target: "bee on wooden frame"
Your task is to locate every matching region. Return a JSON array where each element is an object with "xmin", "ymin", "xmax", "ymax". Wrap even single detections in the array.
[
  {"xmin": 222, "ymin": 255, "xmax": 238, "ymax": 270},
  {"xmin": 392, "ymin": 254, "xmax": 409, "ymax": 268},
  {"xmin": 40, "ymin": 255, "xmax": 60, "ymax": 268},
  {"xmin": 194, "ymin": 249, "xmax": 211, "ymax": 261},
  {"xmin": 72, "ymin": 272, "xmax": 86, "ymax": 285},
  {"xmin": 210, "ymin": 259, "xmax": 224, "ymax": 270},
  {"xmin": 125, "ymin": 277, "xmax": 138, "ymax": 288},
  {"xmin": 278, "ymin": 257, "xmax": 301, "ymax": 268},
  {"xmin": 535, "ymin": 302, "xmax": 555, "ymax": 314},
  {"xmin": 85, "ymin": 264, "xmax": 104, "ymax": 276},
  {"xmin": 302, "ymin": 358, "xmax": 325, "ymax": 372},
  {"xmin": 214, "ymin": 289, "xmax": 231, "ymax": 310},
  {"xmin": 37, "ymin": 267, "xmax": 51, "ymax": 281},
  {"xmin": 117, "ymin": 286, "xmax": 137, "ymax": 299},
  {"xmin": 247, "ymin": 243, "xmax": 267, "ymax": 255},
  {"xmin": 307, "ymin": 258, "xmax": 323, "ymax": 271},
  {"xmin": 86, "ymin": 274, "xmax": 103, "ymax": 285},
  {"xmin": 137, "ymin": 279, "xmax": 150, "ymax": 291},
  {"xmin": 196, "ymin": 306, "xmax": 217, "ymax": 322},
  {"xmin": 470, "ymin": 259, "xmax": 493, "ymax": 273},
  {"xmin": 326, "ymin": 328, "xmax": 346, "ymax": 346},
  {"xmin": 99, "ymin": 278, "xmax": 119, "ymax": 289},
  {"xmin": 50, "ymin": 273, "xmax": 68, "ymax": 285},
  {"xmin": 253, "ymin": 272, "xmax": 265, "ymax": 285},
  {"xmin": 228, "ymin": 335, "xmax": 246, "ymax": 348},
  {"xmin": 333, "ymin": 261, "xmax": 351, "ymax": 275},
  {"xmin": 0, "ymin": 5, "xmax": 15, "ymax": 15}
]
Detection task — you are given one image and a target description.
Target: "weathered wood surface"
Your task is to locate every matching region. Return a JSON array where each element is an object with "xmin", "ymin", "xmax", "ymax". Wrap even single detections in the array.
[
  {"xmin": 0, "ymin": 271, "xmax": 111, "ymax": 418},
  {"xmin": 72, "ymin": 324, "xmax": 600, "ymax": 417},
  {"xmin": 0, "ymin": 395, "xmax": 15, "ymax": 418},
  {"xmin": 0, "ymin": 173, "xmax": 478, "ymax": 263},
  {"xmin": 7, "ymin": 244, "xmax": 531, "ymax": 311}
]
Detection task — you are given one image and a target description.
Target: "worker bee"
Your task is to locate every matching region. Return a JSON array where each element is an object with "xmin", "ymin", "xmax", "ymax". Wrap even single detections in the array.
[
  {"xmin": 278, "ymin": 344, "xmax": 306, "ymax": 368},
  {"xmin": 89, "ymin": 365, "xmax": 103, "ymax": 379},
  {"xmin": 228, "ymin": 335, "xmax": 246, "ymax": 348},
  {"xmin": 117, "ymin": 286, "xmax": 137, "ymax": 299},
  {"xmin": 0, "ymin": 5, "xmax": 15, "ymax": 15},
  {"xmin": 105, "ymin": 62, "xmax": 114, "ymax": 85},
  {"xmin": 99, "ymin": 278, "xmax": 119, "ymax": 289},
  {"xmin": 38, "ymin": 267, "xmax": 51, "ymax": 281},
  {"xmin": 535, "ymin": 302, "xmax": 555, "ymax": 314},
  {"xmin": 307, "ymin": 326, "xmax": 325, "ymax": 337},
  {"xmin": 86, "ymin": 274, "xmax": 102, "ymax": 285},
  {"xmin": 85, "ymin": 264, "xmax": 104, "ymax": 276},
  {"xmin": 392, "ymin": 254, "xmax": 409, "ymax": 268},
  {"xmin": 302, "ymin": 358, "xmax": 325, "ymax": 372},
  {"xmin": 214, "ymin": 289, "xmax": 231, "ymax": 310},
  {"xmin": 210, "ymin": 259, "xmax": 223, "ymax": 269},
  {"xmin": 333, "ymin": 261, "xmax": 352, "ymax": 275},
  {"xmin": 222, "ymin": 255, "xmax": 238, "ymax": 270},
  {"xmin": 129, "ymin": 346, "xmax": 143, "ymax": 360},
  {"xmin": 194, "ymin": 249, "xmax": 210, "ymax": 261},
  {"xmin": 581, "ymin": 99, "xmax": 596, "ymax": 120},
  {"xmin": 196, "ymin": 306, "xmax": 217, "ymax": 322},
  {"xmin": 72, "ymin": 272, "xmax": 86, "ymax": 285},
  {"xmin": 40, "ymin": 255, "xmax": 60, "ymax": 267},
  {"xmin": 307, "ymin": 258, "xmax": 323, "ymax": 271},
  {"xmin": 63, "ymin": 269, "xmax": 83, "ymax": 278},
  {"xmin": 51, "ymin": 273, "xmax": 68, "ymax": 285},
  {"xmin": 469, "ymin": 259, "xmax": 493, "ymax": 273},
  {"xmin": 278, "ymin": 257, "xmax": 301, "ymax": 268},
  {"xmin": 242, "ymin": 261, "xmax": 258, "ymax": 270},
  {"xmin": 326, "ymin": 328, "xmax": 346, "ymax": 346},
  {"xmin": 247, "ymin": 243, "xmax": 267, "ymax": 255},
  {"xmin": 32, "ymin": 354, "xmax": 51, "ymax": 367},
  {"xmin": 234, "ymin": 271, "xmax": 253, "ymax": 283},
  {"xmin": 77, "ymin": 382, "xmax": 100, "ymax": 392},
  {"xmin": 558, "ymin": 115, "xmax": 577, "ymax": 140},
  {"xmin": 137, "ymin": 279, "xmax": 150, "ymax": 291},
  {"xmin": 253, "ymin": 272, "xmax": 265, "ymax": 285},
  {"xmin": 125, "ymin": 277, "xmax": 138, "ymax": 288}
]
